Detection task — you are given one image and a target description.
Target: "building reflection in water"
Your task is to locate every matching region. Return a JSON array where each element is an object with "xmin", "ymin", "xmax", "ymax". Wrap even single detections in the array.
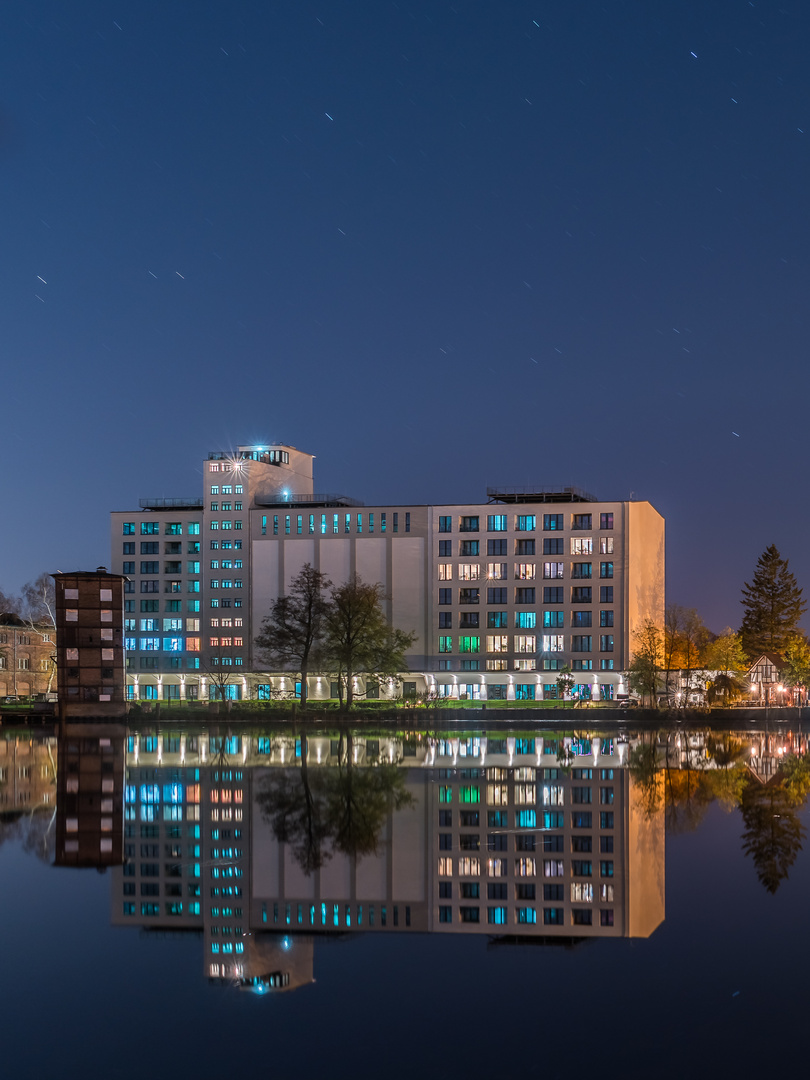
[
  {"xmin": 7, "ymin": 725, "xmax": 810, "ymax": 992},
  {"xmin": 107, "ymin": 730, "xmax": 667, "ymax": 992}
]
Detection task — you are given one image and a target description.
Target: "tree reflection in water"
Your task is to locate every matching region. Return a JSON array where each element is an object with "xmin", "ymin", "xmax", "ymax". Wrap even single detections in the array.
[
  {"xmin": 256, "ymin": 731, "xmax": 413, "ymax": 873},
  {"xmin": 630, "ymin": 732, "xmax": 810, "ymax": 894}
]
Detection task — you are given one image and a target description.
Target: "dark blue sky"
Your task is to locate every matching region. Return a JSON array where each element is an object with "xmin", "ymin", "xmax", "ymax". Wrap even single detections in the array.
[{"xmin": 2, "ymin": 0, "xmax": 808, "ymax": 632}]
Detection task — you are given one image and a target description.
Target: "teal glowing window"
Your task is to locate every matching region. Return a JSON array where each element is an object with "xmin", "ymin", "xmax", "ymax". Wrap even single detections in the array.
[{"xmin": 487, "ymin": 515, "xmax": 507, "ymax": 531}]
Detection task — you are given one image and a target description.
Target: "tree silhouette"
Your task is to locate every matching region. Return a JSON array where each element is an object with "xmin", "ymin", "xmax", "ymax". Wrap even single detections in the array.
[
  {"xmin": 740, "ymin": 545, "xmax": 806, "ymax": 659},
  {"xmin": 740, "ymin": 778, "xmax": 805, "ymax": 893}
]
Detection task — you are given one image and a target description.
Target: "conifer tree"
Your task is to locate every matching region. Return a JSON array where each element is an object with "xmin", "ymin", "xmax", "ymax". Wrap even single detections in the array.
[{"xmin": 740, "ymin": 545, "xmax": 806, "ymax": 659}]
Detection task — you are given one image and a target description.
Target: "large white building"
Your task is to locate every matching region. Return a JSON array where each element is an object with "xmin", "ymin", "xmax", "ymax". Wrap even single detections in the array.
[{"xmin": 110, "ymin": 444, "xmax": 664, "ymax": 702}]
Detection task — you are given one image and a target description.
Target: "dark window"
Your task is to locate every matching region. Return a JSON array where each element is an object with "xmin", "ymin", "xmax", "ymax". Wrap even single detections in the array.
[
  {"xmin": 439, "ymin": 588, "xmax": 452, "ymax": 605},
  {"xmin": 439, "ymin": 540, "xmax": 452, "ymax": 557},
  {"xmin": 459, "ymin": 517, "xmax": 479, "ymax": 533},
  {"xmin": 600, "ymin": 562, "xmax": 614, "ymax": 579},
  {"xmin": 438, "ymin": 516, "xmax": 452, "ymax": 533},
  {"xmin": 439, "ymin": 882, "xmax": 452, "ymax": 899},
  {"xmin": 600, "ymin": 586, "xmax": 614, "ymax": 603},
  {"xmin": 571, "ymin": 587, "xmax": 592, "ymax": 604},
  {"xmin": 460, "ymin": 811, "xmax": 479, "ymax": 827},
  {"xmin": 600, "ymin": 610, "xmax": 614, "ymax": 627},
  {"xmin": 459, "ymin": 907, "xmax": 480, "ymax": 923},
  {"xmin": 439, "ymin": 810, "xmax": 452, "ymax": 827},
  {"xmin": 515, "ymin": 587, "xmax": 535, "ymax": 604},
  {"xmin": 571, "ymin": 636, "xmax": 592, "ymax": 652},
  {"xmin": 516, "ymin": 884, "xmax": 536, "ymax": 900},
  {"xmin": 600, "ymin": 836, "xmax": 614, "ymax": 853},
  {"xmin": 543, "ymin": 515, "xmax": 563, "ymax": 531},
  {"xmin": 516, "ymin": 539, "xmax": 536, "ymax": 556},
  {"xmin": 487, "ymin": 539, "xmax": 507, "ymax": 556},
  {"xmin": 439, "ymin": 612, "xmax": 452, "ymax": 629},
  {"xmin": 516, "ymin": 834, "xmax": 535, "ymax": 851},
  {"xmin": 459, "ymin": 588, "xmax": 480, "ymax": 605},
  {"xmin": 487, "ymin": 588, "xmax": 507, "ymax": 605},
  {"xmin": 600, "ymin": 513, "xmax": 613, "ymax": 530},
  {"xmin": 571, "ymin": 611, "xmax": 592, "ymax": 627},
  {"xmin": 487, "ymin": 611, "xmax": 508, "ymax": 627},
  {"xmin": 572, "ymin": 514, "xmax": 592, "ymax": 530},
  {"xmin": 488, "ymin": 833, "xmax": 508, "ymax": 851},
  {"xmin": 460, "ymin": 540, "xmax": 479, "ymax": 556},
  {"xmin": 487, "ymin": 883, "xmax": 508, "ymax": 900},
  {"xmin": 460, "ymin": 883, "xmax": 480, "ymax": 899},
  {"xmin": 544, "ymin": 587, "xmax": 564, "ymax": 604},
  {"xmin": 571, "ymin": 562, "xmax": 592, "ymax": 579},
  {"xmin": 459, "ymin": 612, "xmax": 479, "ymax": 628},
  {"xmin": 543, "ymin": 538, "xmax": 563, "ymax": 555}
]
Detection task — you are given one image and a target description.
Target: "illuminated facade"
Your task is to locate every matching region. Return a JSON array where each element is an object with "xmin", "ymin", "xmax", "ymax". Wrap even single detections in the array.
[{"xmin": 110, "ymin": 444, "xmax": 664, "ymax": 701}]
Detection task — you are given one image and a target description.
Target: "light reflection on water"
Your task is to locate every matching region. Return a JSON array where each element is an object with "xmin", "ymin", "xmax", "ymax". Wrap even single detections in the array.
[{"xmin": 2, "ymin": 723, "xmax": 810, "ymax": 1078}]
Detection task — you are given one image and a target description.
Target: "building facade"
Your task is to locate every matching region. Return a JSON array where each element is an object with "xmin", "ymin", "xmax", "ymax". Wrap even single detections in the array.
[
  {"xmin": 0, "ymin": 614, "xmax": 56, "ymax": 698},
  {"xmin": 110, "ymin": 444, "xmax": 664, "ymax": 701}
]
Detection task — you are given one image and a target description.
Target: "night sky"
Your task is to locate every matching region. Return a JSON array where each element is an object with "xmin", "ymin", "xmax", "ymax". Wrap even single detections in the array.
[{"xmin": 2, "ymin": 0, "xmax": 808, "ymax": 634}]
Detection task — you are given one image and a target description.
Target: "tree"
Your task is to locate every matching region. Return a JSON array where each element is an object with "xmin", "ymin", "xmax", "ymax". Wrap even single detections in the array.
[
  {"xmin": 254, "ymin": 564, "xmax": 332, "ymax": 710},
  {"xmin": 780, "ymin": 634, "xmax": 810, "ymax": 695},
  {"xmin": 740, "ymin": 544, "xmax": 806, "ymax": 659},
  {"xmin": 663, "ymin": 605, "xmax": 709, "ymax": 704},
  {"xmin": 20, "ymin": 574, "xmax": 56, "ymax": 626},
  {"xmin": 702, "ymin": 627, "xmax": 747, "ymax": 674},
  {"xmin": 323, "ymin": 575, "xmax": 415, "ymax": 709},
  {"xmin": 555, "ymin": 665, "xmax": 574, "ymax": 705},
  {"xmin": 626, "ymin": 618, "xmax": 663, "ymax": 707}
]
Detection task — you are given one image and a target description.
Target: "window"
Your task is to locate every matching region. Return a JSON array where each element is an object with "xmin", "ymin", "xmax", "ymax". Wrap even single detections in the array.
[
  {"xmin": 515, "ymin": 683, "xmax": 535, "ymax": 699},
  {"xmin": 571, "ymin": 562, "xmax": 592, "ymax": 579},
  {"xmin": 439, "ymin": 540, "xmax": 452, "ymax": 557},
  {"xmin": 600, "ymin": 635, "xmax": 614, "ymax": 652},
  {"xmin": 543, "ymin": 587, "xmax": 564, "ymax": 604},
  {"xmin": 140, "ymin": 561, "xmax": 159, "ymax": 574},
  {"xmin": 600, "ymin": 812, "xmax": 614, "ymax": 829},
  {"xmin": 439, "ymin": 612, "xmax": 452, "ymax": 629},
  {"xmin": 486, "ymin": 635, "xmax": 508, "ymax": 653},
  {"xmin": 600, "ymin": 562, "xmax": 614, "ymax": 578},
  {"xmin": 600, "ymin": 610, "xmax": 614, "ymax": 627},
  {"xmin": 516, "ymin": 515, "xmax": 535, "ymax": 531},
  {"xmin": 572, "ymin": 514, "xmax": 592, "ymax": 530},
  {"xmin": 542, "ymin": 635, "xmax": 563, "ymax": 652},
  {"xmin": 514, "ymin": 563, "xmax": 535, "ymax": 580},
  {"xmin": 516, "ymin": 539, "xmax": 535, "ymax": 556},
  {"xmin": 458, "ymin": 636, "xmax": 480, "ymax": 653},
  {"xmin": 543, "ymin": 514, "xmax": 563, "ymax": 531},
  {"xmin": 514, "ymin": 635, "xmax": 536, "ymax": 654},
  {"xmin": 123, "ymin": 522, "xmax": 135, "ymax": 535},
  {"xmin": 600, "ymin": 513, "xmax": 613, "ymax": 530},
  {"xmin": 571, "ymin": 610, "xmax": 592, "ymax": 627},
  {"xmin": 458, "ymin": 564, "xmax": 480, "ymax": 581},
  {"xmin": 460, "ymin": 540, "xmax": 479, "ymax": 556},
  {"xmin": 570, "ymin": 537, "xmax": 593, "ymax": 556},
  {"xmin": 123, "ymin": 561, "xmax": 135, "ymax": 574},
  {"xmin": 487, "ymin": 562, "xmax": 507, "ymax": 580},
  {"xmin": 438, "ymin": 516, "xmax": 452, "ymax": 533},
  {"xmin": 600, "ymin": 659, "xmax": 614, "ymax": 671},
  {"xmin": 459, "ymin": 589, "xmax": 480, "ymax": 605},
  {"xmin": 571, "ymin": 587, "xmax": 592, "ymax": 603},
  {"xmin": 600, "ymin": 536, "xmax": 614, "ymax": 554},
  {"xmin": 459, "ymin": 612, "xmax": 479, "ymax": 628},
  {"xmin": 438, "ymin": 563, "xmax": 453, "ymax": 581},
  {"xmin": 516, "ymin": 611, "xmax": 537, "ymax": 628},
  {"xmin": 487, "ymin": 515, "xmax": 507, "ymax": 531},
  {"xmin": 573, "ymin": 636, "xmax": 594, "ymax": 653},
  {"xmin": 487, "ymin": 611, "xmax": 507, "ymax": 628},
  {"xmin": 543, "ymin": 611, "xmax": 564, "ymax": 629},
  {"xmin": 543, "ymin": 537, "xmax": 564, "ymax": 555},
  {"xmin": 141, "ymin": 522, "xmax": 159, "ymax": 535},
  {"xmin": 515, "ymin": 587, "xmax": 535, "ymax": 604},
  {"xmin": 543, "ymin": 562, "xmax": 563, "ymax": 579},
  {"xmin": 439, "ymin": 636, "xmax": 453, "ymax": 653},
  {"xmin": 460, "ymin": 516, "xmax": 479, "ymax": 532}
]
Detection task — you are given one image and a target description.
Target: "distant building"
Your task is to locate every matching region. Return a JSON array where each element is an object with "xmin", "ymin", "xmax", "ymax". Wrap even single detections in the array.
[
  {"xmin": 52, "ymin": 569, "xmax": 127, "ymax": 718},
  {"xmin": 0, "ymin": 614, "xmax": 56, "ymax": 698},
  {"xmin": 747, "ymin": 653, "xmax": 786, "ymax": 706},
  {"xmin": 110, "ymin": 444, "xmax": 665, "ymax": 702}
]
